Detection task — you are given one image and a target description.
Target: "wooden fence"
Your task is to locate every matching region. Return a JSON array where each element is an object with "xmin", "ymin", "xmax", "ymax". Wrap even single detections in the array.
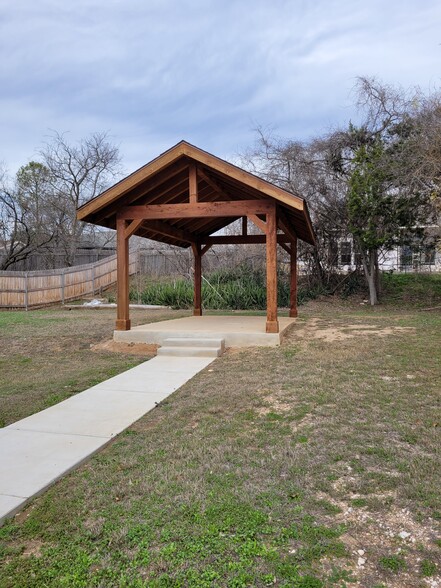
[
  {"xmin": 0, "ymin": 252, "xmax": 137, "ymax": 309},
  {"xmin": 0, "ymin": 246, "xmax": 267, "ymax": 309},
  {"xmin": 0, "ymin": 248, "xmax": 117, "ymax": 272}
]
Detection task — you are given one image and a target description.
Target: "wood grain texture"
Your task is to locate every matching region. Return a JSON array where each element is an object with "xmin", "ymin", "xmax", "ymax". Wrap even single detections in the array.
[
  {"xmin": 117, "ymin": 200, "xmax": 274, "ymax": 220},
  {"xmin": 189, "ymin": 163, "xmax": 198, "ymax": 204},
  {"xmin": 249, "ymin": 214, "xmax": 266, "ymax": 233},
  {"xmin": 265, "ymin": 208, "xmax": 279, "ymax": 334},
  {"xmin": 116, "ymin": 218, "xmax": 131, "ymax": 331}
]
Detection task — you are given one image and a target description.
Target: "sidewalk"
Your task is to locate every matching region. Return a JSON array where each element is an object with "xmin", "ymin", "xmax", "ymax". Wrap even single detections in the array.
[{"xmin": 0, "ymin": 355, "xmax": 215, "ymax": 525}]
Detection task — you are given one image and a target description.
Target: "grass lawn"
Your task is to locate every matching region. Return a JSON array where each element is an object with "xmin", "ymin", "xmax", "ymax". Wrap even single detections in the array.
[
  {"xmin": 0, "ymin": 299, "xmax": 440, "ymax": 587},
  {"xmin": 0, "ymin": 307, "xmax": 190, "ymax": 426}
]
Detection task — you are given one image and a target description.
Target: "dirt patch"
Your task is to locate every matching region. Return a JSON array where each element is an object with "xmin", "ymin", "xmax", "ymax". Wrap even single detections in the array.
[
  {"xmin": 21, "ymin": 539, "xmax": 45, "ymax": 558},
  {"xmin": 316, "ymin": 485, "xmax": 441, "ymax": 587},
  {"xmin": 257, "ymin": 394, "xmax": 292, "ymax": 416},
  {"xmin": 292, "ymin": 318, "xmax": 415, "ymax": 343},
  {"xmin": 91, "ymin": 339, "xmax": 158, "ymax": 356},
  {"xmin": 342, "ymin": 504, "xmax": 440, "ymax": 587},
  {"xmin": 13, "ymin": 503, "xmax": 35, "ymax": 524}
]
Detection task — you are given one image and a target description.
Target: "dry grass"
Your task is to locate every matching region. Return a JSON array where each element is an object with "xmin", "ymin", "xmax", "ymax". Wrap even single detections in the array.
[{"xmin": 0, "ymin": 301, "xmax": 440, "ymax": 587}]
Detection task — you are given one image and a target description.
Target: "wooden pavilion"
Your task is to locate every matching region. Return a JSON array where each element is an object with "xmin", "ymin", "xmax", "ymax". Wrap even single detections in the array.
[{"xmin": 77, "ymin": 141, "xmax": 315, "ymax": 334}]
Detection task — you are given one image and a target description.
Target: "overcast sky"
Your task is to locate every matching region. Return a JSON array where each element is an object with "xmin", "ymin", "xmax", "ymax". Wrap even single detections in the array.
[{"xmin": 1, "ymin": 0, "xmax": 440, "ymax": 175}]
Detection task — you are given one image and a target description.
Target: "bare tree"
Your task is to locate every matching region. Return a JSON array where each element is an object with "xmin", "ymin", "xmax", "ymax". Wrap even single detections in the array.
[
  {"xmin": 40, "ymin": 131, "xmax": 122, "ymax": 265},
  {"xmin": 241, "ymin": 127, "xmax": 349, "ymax": 290},
  {"xmin": 405, "ymin": 91, "xmax": 441, "ymax": 218},
  {"xmin": 0, "ymin": 165, "xmax": 55, "ymax": 270}
]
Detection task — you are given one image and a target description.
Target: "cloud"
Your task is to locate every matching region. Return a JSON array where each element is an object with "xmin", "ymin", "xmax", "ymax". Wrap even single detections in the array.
[{"xmin": 1, "ymin": 0, "xmax": 440, "ymax": 174}]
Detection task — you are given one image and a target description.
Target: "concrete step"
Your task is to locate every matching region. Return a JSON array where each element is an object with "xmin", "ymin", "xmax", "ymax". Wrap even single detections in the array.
[
  {"xmin": 157, "ymin": 346, "xmax": 222, "ymax": 358},
  {"xmin": 162, "ymin": 337, "xmax": 225, "ymax": 351}
]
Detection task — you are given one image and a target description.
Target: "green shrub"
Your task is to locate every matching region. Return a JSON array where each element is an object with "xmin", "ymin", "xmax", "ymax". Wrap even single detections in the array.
[{"xmin": 131, "ymin": 264, "xmax": 324, "ymax": 310}]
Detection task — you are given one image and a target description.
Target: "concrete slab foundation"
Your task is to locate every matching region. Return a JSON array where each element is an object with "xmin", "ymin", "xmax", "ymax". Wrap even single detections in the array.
[{"xmin": 114, "ymin": 315, "xmax": 296, "ymax": 347}]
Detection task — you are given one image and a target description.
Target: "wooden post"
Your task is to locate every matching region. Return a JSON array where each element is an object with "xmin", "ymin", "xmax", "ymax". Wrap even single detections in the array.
[
  {"xmin": 115, "ymin": 218, "xmax": 131, "ymax": 330},
  {"xmin": 290, "ymin": 235, "xmax": 298, "ymax": 318},
  {"xmin": 266, "ymin": 207, "xmax": 279, "ymax": 333},
  {"xmin": 192, "ymin": 242, "xmax": 202, "ymax": 316},
  {"xmin": 189, "ymin": 164, "xmax": 198, "ymax": 203}
]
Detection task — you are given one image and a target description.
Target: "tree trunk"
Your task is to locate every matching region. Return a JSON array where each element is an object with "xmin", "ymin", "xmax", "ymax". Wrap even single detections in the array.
[
  {"xmin": 361, "ymin": 247, "xmax": 378, "ymax": 305},
  {"xmin": 374, "ymin": 250, "xmax": 382, "ymax": 297}
]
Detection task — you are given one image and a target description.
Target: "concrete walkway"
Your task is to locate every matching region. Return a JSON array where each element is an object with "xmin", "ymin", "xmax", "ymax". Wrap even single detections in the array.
[{"xmin": 0, "ymin": 355, "xmax": 215, "ymax": 525}]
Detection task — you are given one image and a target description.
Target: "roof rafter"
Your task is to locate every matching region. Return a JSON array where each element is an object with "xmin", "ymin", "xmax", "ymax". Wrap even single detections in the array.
[
  {"xmin": 140, "ymin": 220, "xmax": 196, "ymax": 244},
  {"xmin": 92, "ymin": 161, "xmax": 190, "ymax": 223}
]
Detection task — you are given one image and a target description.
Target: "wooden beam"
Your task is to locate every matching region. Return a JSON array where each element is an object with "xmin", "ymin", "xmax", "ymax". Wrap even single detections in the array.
[
  {"xmin": 115, "ymin": 218, "xmax": 130, "ymax": 331},
  {"xmin": 203, "ymin": 234, "xmax": 290, "ymax": 245},
  {"xmin": 279, "ymin": 242, "xmax": 292, "ymax": 255},
  {"xmin": 78, "ymin": 145, "xmax": 189, "ymax": 220},
  {"xmin": 192, "ymin": 243, "xmax": 202, "ymax": 316},
  {"xmin": 189, "ymin": 163, "xmax": 198, "ymax": 203},
  {"xmin": 242, "ymin": 216, "xmax": 247, "ymax": 236},
  {"xmin": 78, "ymin": 141, "xmax": 306, "ymax": 224},
  {"xmin": 249, "ymin": 214, "xmax": 266, "ymax": 233},
  {"xmin": 201, "ymin": 244, "xmax": 212, "ymax": 256},
  {"xmin": 124, "ymin": 219, "xmax": 144, "ymax": 239},
  {"xmin": 180, "ymin": 143, "xmax": 304, "ymax": 211},
  {"xmin": 91, "ymin": 162, "xmax": 190, "ymax": 223},
  {"xmin": 266, "ymin": 209, "xmax": 279, "ymax": 333},
  {"xmin": 196, "ymin": 167, "xmax": 233, "ymax": 201},
  {"xmin": 147, "ymin": 182, "xmax": 216, "ymax": 234},
  {"xmin": 290, "ymin": 236, "xmax": 298, "ymax": 318},
  {"xmin": 117, "ymin": 200, "xmax": 274, "ymax": 220},
  {"xmin": 278, "ymin": 209, "xmax": 298, "ymax": 243},
  {"xmin": 173, "ymin": 197, "xmax": 238, "ymax": 235}
]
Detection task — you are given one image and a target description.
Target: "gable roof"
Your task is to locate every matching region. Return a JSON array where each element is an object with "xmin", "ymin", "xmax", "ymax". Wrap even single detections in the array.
[{"xmin": 77, "ymin": 140, "xmax": 315, "ymax": 247}]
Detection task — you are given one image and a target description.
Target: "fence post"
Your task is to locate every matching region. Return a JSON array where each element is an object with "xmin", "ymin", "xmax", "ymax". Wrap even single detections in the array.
[
  {"xmin": 24, "ymin": 272, "xmax": 29, "ymax": 311},
  {"xmin": 61, "ymin": 270, "xmax": 65, "ymax": 305},
  {"xmin": 92, "ymin": 265, "xmax": 95, "ymax": 296}
]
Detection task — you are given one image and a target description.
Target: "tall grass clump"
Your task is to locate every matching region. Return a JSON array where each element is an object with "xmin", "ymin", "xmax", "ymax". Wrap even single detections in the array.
[{"xmin": 131, "ymin": 263, "xmax": 325, "ymax": 310}]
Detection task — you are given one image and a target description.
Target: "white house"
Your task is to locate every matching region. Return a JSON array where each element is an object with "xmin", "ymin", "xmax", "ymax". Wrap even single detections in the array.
[{"xmin": 335, "ymin": 227, "xmax": 440, "ymax": 273}]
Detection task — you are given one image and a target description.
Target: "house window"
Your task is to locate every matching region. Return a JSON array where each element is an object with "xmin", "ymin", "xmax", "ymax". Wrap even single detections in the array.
[
  {"xmin": 329, "ymin": 241, "xmax": 338, "ymax": 267},
  {"xmin": 423, "ymin": 245, "xmax": 436, "ymax": 265},
  {"xmin": 400, "ymin": 243, "xmax": 436, "ymax": 267},
  {"xmin": 340, "ymin": 241, "xmax": 352, "ymax": 265},
  {"xmin": 354, "ymin": 243, "xmax": 363, "ymax": 266},
  {"xmin": 400, "ymin": 245, "xmax": 413, "ymax": 268}
]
